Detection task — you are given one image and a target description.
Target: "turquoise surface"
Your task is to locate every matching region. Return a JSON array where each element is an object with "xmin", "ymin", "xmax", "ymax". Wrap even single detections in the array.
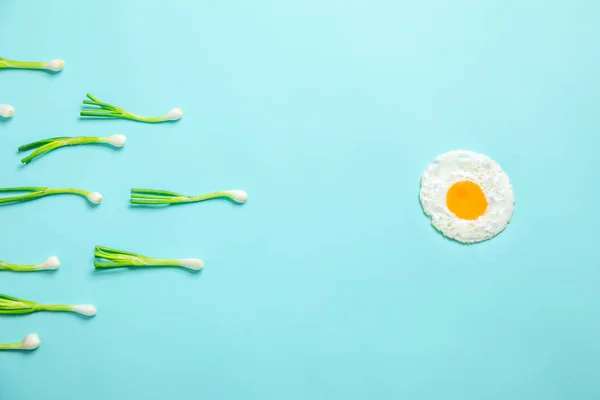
[{"xmin": 1, "ymin": 1, "xmax": 599, "ymax": 399}]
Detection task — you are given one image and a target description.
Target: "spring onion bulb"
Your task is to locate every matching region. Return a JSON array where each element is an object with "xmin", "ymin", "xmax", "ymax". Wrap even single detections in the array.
[
  {"xmin": 130, "ymin": 188, "xmax": 248, "ymax": 206},
  {"xmin": 0, "ymin": 334, "xmax": 41, "ymax": 351},
  {"xmin": 18, "ymin": 134, "xmax": 126, "ymax": 164},
  {"xmin": 0, "ymin": 56, "xmax": 64, "ymax": 72},
  {"xmin": 0, "ymin": 256, "xmax": 60, "ymax": 272},
  {"xmin": 80, "ymin": 93, "xmax": 183, "ymax": 123},
  {"xmin": 0, "ymin": 293, "xmax": 96, "ymax": 316},
  {"xmin": 0, "ymin": 104, "xmax": 15, "ymax": 118},
  {"xmin": 94, "ymin": 246, "xmax": 204, "ymax": 271},
  {"xmin": 0, "ymin": 187, "xmax": 102, "ymax": 205}
]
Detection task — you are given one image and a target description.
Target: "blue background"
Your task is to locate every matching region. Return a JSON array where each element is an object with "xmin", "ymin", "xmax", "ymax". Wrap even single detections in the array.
[{"xmin": 1, "ymin": 0, "xmax": 599, "ymax": 399}]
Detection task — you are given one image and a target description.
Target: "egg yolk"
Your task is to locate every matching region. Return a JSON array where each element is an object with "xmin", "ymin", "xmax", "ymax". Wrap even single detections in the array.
[{"xmin": 446, "ymin": 181, "xmax": 488, "ymax": 220}]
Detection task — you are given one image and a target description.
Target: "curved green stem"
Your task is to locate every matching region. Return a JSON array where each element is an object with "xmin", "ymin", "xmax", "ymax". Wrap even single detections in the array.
[
  {"xmin": 43, "ymin": 187, "xmax": 92, "ymax": 198},
  {"xmin": 121, "ymin": 112, "xmax": 167, "ymax": 123},
  {"xmin": 190, "ymin": 191, "xmax": 239, "ymax": 202}
]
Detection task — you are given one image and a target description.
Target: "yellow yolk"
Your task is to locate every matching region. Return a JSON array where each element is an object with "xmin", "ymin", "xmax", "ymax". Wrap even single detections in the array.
[{"xmin": 446, "ymin": 181, "xmax": 488, "ymax": 220}]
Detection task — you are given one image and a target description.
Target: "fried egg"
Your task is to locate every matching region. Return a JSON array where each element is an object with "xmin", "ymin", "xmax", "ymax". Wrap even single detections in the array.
[{"xmin": 419, "ymin": 150, "xmax": 515, "ymax": 243}]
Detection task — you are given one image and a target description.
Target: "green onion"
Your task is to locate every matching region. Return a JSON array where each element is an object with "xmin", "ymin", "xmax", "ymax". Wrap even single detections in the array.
[
  {"xmin": 0, "ymin": 187, "xmax": 102, "ymax": 205},
  {"xmin": 94, "ymin": 246, "xmax": 204, "ymax": 271},
  {"xmin": 0, "ymin": 256, "xmax": 60, "ymax": 272},
  {"xmin": 0, "ymin": 334, "xmax": 41, "ymax": 351},
  {"xmin": 18, "ymin": 134, "xmax": 126, "ymax": 164},
  {"xmin": 0, "ymin": 56, "xmax": 64, "ymax": 72},
  {"xmin": 0, "ymin": 293, "xmax": 96, "ymax": 316},
  {"xmin": 130, "ymin": 188, "xmax": 248, "ymax": 206},
  {"xmin": 80, "ymin": 93, "xmax": 183, "ymax": 123},
  {"xmin": 0, "ymin": 104, "xmax": 15, "ymax": 118}
]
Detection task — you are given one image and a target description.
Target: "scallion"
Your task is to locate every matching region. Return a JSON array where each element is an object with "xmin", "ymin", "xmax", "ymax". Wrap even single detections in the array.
[
  {"xmin": 0, "ymin": 256, "xmax": 60, "ymax": 272},
  {"xmin": 94, "ymin": 246, "xmax": 204, "ymax": 271},
  {"xmin": 0, "ymin": 56, "xmax": 64, "ymax": 72},
  {"xmin": 0, "ymin": 334, "xmax": 41, "ymax": 351},
  {"xmin": 18, "ymin": 134, "xmax": 126, "ymax": 164},
  {"xmin": 0, "ymin": 187, "xmax": 102, "ymax": 205},
  {"xmin": 80, "ymin": 93, "xmax": 182, "ymax": 123},
  {"xmin": 130, "ymin": 188, "xmax": 248, "ymax": 206},
  {"xmin": 0, "ymin": 293, "xmax": 96, "ymax": 316}
]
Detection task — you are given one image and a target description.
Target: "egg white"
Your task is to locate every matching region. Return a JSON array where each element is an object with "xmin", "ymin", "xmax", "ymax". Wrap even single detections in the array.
[{"xmin": 420, "ymin": 150, "xmax": 515, "ymax": 243}]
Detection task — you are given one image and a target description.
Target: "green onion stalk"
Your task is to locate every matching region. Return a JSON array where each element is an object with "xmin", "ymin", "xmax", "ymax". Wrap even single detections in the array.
[
  {"xmin": 94, "ymin": 246, "xmax": 204, "ymax": 271},
  {"xmin": 0, "ymin": 334, "xmax": 41, "ymax": 351},
  {"xmin": 80, "ymin": 93, "xmax": 183, "ymax": 123},
  {"xmin": 0, "ymin": 294, "xmax": 96, "ymax": 316},
  {"xmin": 18, "ymin": 134, "xmax": 126, "ymax": 164},
  {"xmin": 130, "ymin": 188, "xmax": 248, "ymax": 206},
  {"xmin": 0, "ymin": 187, "xmax": 102, "ymax": 205},
  {"xmin": 0, "ymin": 256, "xmax": 60, "ymax": 272},
  {"xmin": 0, "ymin": 56, "xmax": 64, "ymax": 72}
]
